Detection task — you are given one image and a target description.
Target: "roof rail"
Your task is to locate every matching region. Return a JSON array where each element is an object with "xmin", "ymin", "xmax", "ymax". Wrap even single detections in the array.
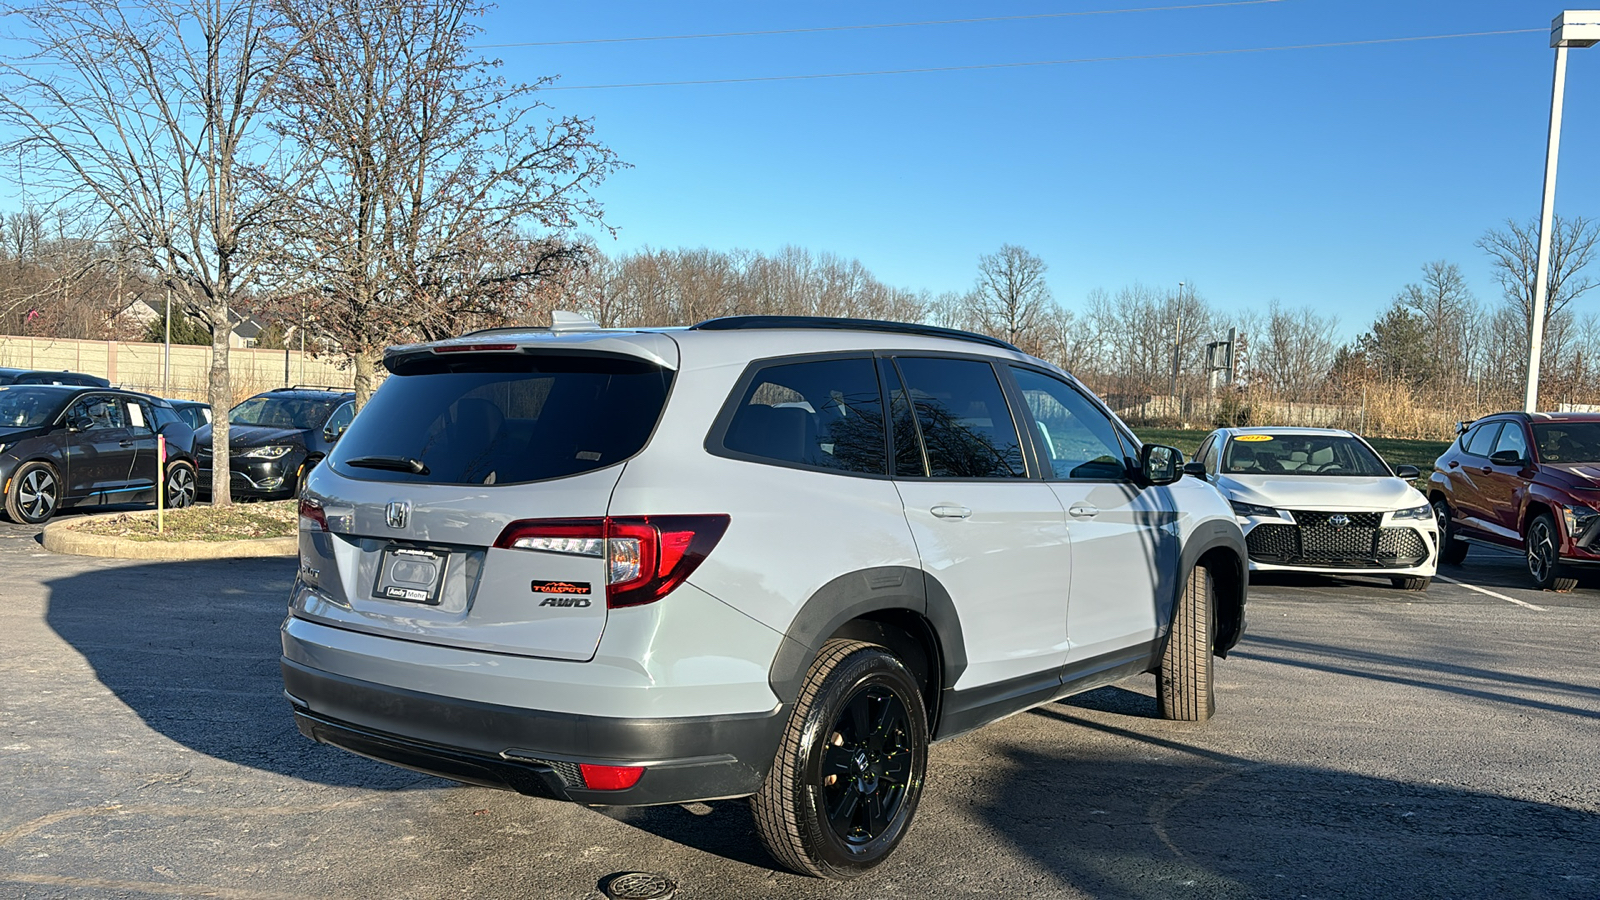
[
  {"xmin": 688, "ymin": 315, "xmax": 1020, "ymax": 352},
  {"xmin": 273, "ymin": 385, "xmax": 354, "ymax": 393}
]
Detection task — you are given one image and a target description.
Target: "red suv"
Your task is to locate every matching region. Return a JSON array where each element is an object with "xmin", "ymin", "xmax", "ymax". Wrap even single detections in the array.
[{"xmin": 1429, "ymin": 412, "xmax": 1600, "ymax": 591}]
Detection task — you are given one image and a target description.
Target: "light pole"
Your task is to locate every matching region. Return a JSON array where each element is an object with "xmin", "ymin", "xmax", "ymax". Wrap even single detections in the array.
[
  {"xmin": 1526, "ymin": 10, "xmax": 1600, "ymax": 413},
  {"xmin": 1170, "ymin": 281, "xmax": 1184, "ymax": 403}
]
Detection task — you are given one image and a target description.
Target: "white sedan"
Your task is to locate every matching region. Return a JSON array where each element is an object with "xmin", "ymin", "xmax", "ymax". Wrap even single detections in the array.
[{"xmin": 1190, "ymin": 427, "xmax": 1438, "ymax": 590}]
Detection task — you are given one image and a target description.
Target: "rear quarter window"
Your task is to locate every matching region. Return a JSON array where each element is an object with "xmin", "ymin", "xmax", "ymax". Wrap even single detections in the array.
[
  {"xmin": 717, "ymin": 356, "xmax": 887, "ymax": 476},
  {"xmin": 328, "ymin": 354, "xmax": 672, "ymax": 485}
]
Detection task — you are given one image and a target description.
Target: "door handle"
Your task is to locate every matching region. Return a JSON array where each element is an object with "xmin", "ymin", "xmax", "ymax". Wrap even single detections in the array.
[
  {"xmin": 930, "ymin": 505, "xmax": 971, "ymax": 520},
  {"xmin": 119, "ymin": 440, "xmax": 134, "ymax": 447},
  {"xmin": 1480, "ymin": 467, "xmax": 1492, "ymax": 475},
  {"xmin": 1448, "ymin": 461, "xmax": 1459, "ymax": 468},
  {"xmin": 1068, "ymin": 504, "xmax": 1100, "ymax": 518}
]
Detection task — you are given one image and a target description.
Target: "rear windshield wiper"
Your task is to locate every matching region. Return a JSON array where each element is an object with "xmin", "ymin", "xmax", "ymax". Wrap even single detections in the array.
[{"xmin": 344, "ymin": 455, "xmax": 430, "ymax": 475}]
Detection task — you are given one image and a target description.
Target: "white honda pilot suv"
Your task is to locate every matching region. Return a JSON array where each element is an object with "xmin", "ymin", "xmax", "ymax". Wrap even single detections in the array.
[{"xmin": 282, "ymin": 315, "xmax": 1247, "ymax": 878}]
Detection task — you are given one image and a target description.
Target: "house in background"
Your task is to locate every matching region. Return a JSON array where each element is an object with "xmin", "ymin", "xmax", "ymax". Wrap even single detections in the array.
[{"xmin": 115, "ymin": 297, "xmax": 280, "ymax": 349}]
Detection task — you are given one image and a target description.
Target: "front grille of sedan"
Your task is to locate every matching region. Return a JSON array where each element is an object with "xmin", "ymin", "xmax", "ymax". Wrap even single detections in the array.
[{"xmin": 1246, "ymin": 510, "xmax": 1429, "ymax": 568}]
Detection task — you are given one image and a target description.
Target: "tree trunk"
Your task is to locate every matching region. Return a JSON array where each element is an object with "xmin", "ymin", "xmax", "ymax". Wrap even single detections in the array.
[
  {"xmin": 209, "ymin": 301, "xmax": 233, "ymax": 507},
  {"xmin": 353, "ymin": 348, "xmax": 379, "ymax": 412}
]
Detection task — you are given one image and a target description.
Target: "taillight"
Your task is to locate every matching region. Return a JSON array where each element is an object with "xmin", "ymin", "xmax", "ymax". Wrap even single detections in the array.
[
  {"xmin": 434, "ymin": 342, "xmax": 518, "ymax": 353},
  {"xmin": 494, "ymin": 515, "xmax": 730, "ymax": 608},
  {"xmin": 298, "ymin": 497, "xmax": 328, "ymax": 532}
]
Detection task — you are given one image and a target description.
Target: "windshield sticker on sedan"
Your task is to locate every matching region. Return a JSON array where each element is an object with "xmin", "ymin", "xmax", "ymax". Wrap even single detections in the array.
[{"xmin": 1234, "ymin": 434, "xmax": 1274, "ymax": 442}]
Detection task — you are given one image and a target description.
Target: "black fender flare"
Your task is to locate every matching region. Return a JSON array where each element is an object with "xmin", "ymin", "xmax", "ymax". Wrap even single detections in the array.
[
  {"xmin": 767, "ymin": 566, "xmax": 966, "ymax": 711},
  {"xmin": 1167, "ymin": 517, "xmax": 1248, "ymax": 657}
]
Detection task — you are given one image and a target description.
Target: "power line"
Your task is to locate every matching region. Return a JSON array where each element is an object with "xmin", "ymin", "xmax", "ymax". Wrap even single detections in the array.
[
  {"xmin": 545, "ymin": 28, "xmax": 1544, "ymax": 91},
  {"xmin": 477, "ymin": 0, "xmax": 1291, "ymax": 50}
]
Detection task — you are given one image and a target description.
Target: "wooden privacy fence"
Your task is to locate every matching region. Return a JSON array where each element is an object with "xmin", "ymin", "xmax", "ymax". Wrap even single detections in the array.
[{"xmin": 0, "ymin": 335, "xmax": 353, "ymax": 404}]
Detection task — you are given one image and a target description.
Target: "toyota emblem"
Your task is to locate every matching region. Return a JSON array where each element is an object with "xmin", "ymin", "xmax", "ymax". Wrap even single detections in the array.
[
  {"xmin": 1328, "ymin": 514, "xmax": 1351, "ymax": 528},
  {"xmin": 386, "ymin": 501, "xmax": 410, "ymax": 529}
]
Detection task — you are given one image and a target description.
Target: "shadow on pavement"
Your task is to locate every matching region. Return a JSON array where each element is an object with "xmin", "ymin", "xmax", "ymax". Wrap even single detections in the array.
[
  {"xmin": 611, "ymin": 686, "xmax": 1600, "ymax": 897},
  {"xmin": 44, "ymin": 557, "xmax": 429, "ymax": 789}
]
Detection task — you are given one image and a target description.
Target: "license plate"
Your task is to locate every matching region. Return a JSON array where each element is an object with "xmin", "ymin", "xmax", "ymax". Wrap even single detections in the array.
[{"xmin": 374, "ymin": 546, "xmax": 449, "ymax": 605}]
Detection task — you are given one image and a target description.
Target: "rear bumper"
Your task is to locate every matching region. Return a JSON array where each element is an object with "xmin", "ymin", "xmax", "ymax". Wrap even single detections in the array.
[{"xmin": 281, "ymin": 657, "xmax": 785, "ymax": 806}]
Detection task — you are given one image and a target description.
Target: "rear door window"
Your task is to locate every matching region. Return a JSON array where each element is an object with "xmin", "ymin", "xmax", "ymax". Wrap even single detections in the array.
[
  {"xmin": 1464, "ymin": 423, "xmax": 1502, "ymax": 457},
  {"xmin": 720, "ymin": 357, "xmax": 886, "ymax": 475},
  {"xmin": 329, "ymin": 354, "xmax": 672, "ymax": 485},
  {"xmin": 893, "ymin": 357, "xmax": 1026, "ymax": 479}
]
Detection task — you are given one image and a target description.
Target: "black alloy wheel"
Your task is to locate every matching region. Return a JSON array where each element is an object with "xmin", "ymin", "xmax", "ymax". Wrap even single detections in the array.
[
  {"xmin": 751, "ymin": 639, "xmax": 929, "ymax": 879},
  {"xmin": 165, "ymin": 461, "xmax": 197, "ymax": 509},
  {"xmin": 817, "ymin": 684, "xmax": 917, "ymax": 847},
  {"xmin": 5, "ymin": 461, "xmax": 60, "ymax": 525},
  {"xmin": 1434, "ymin": 499, "xmax": 1468, "ymax": 566},
  {"xmin": 1525, "ymin": 513, "xmax": 1578, "ymax": 592}
]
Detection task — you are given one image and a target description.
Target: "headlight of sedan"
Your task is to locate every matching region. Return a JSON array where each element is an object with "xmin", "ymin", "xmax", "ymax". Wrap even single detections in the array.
[
  {"xmin": 1390, "ymin": 504, "xmax": 1432, "ymax": 521},
  {"xmin": 237, "ymin": 444, "xmax": 293, "ymax": 459},
  {"xmin": 1230, "ymin": 499, "xmax": 1281, "ymax": 519}
]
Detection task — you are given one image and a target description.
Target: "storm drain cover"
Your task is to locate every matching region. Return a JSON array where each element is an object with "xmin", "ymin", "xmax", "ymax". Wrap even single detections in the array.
[{"xmin": 603, "ymin": 871, "xmax": 677, "ymax": 900}]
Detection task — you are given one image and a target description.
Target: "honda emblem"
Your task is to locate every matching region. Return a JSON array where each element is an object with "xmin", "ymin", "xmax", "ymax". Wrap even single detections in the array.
[{"xmin": 386, "ymin": 501, "xmax": 410, "ymax": 529}]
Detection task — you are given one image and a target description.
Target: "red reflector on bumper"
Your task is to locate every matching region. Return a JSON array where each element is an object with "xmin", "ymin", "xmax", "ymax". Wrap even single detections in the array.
[{"xmin": 579, "ymin": 764, "xmax": 645, "ymax": 791}]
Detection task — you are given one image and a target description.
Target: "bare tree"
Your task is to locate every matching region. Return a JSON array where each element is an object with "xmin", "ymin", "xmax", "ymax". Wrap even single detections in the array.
[
  {"xmin": 1396, "ymin": 260, "xmax": 1473, "ymax": 386},
  {"xmin": 0, "ymin": 0, "xmax": 296, "ymax": 505},
  {"xmin": 1252, "ymin": 301, "xmax": 1339, "ymax": 396},
  {"xmin": 1477, "ymin": 215, "xmax": 1599, "ymax": 336},
  {"xmin": 965, "ymin": 245, "xmax": 1052, "ymax": 352},
  {"xmin": 269, "ymin": 0, "xmax": 622, "ymax": 408}
]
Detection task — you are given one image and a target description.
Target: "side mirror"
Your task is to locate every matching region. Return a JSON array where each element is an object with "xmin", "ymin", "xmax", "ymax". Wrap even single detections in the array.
[
  {"xmin": 1139, "ymin": 444, "xmax": 1183, "ymax": 486},
  {"xmin": 1393, "ymin": 464, "xmax": 1421, "ymax": 479},
  {"xmin": 324, "ymin": 424, "xmax": 346, "ymax": 442},
  {"xmin": 1182, "ymin": 460, "xmax": 1207, "ymax": 477},
  {"xmin": 1488, "ymin": 450, "xmax": 1524, "ymax": 468}
]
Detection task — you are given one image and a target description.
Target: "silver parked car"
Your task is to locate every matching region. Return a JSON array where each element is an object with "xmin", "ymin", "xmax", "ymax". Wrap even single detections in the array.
[{"xmin": 281, "ymin": 314, "xmax": 1248, "ymax": 878}]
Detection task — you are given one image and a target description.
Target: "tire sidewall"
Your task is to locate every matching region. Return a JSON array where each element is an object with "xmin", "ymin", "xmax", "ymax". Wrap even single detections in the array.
[
  {"xmin": 165, "ymin": 461, "xmax": 197, "ymax": 509},
  {"xmin": 8, "ymin": 461, "xmax": 60, "ymax": 525},
  {"xmin": 794, "ymin": 651, "xmax": 929, "ymax": 877},
  {"xmin": 1526, "ymin": 514, "xmax": 1562, "ymax": 588}
]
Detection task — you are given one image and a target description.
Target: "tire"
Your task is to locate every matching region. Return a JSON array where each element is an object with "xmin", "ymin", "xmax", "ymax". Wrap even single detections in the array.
[
  {"xmin": 164, "ymin": 460, "xmax": 197, "ymax": 509},
  {"xmin": 1158, "ymin": 566, "xmax": 1215, "ymax": 722},
  {"xmin": 751, "ymin": 639, "xmax": 929, "ymax": 879},
  {"xmin": 295, "ymin": 457, "xmax": 320, "ymax": 498},
  {"xmin": 1525, "ymin": 513, "xmax": 1579, "ymax": 592},
  {"xmin": 5, "ymin": 460, "xmax": 61, "ymax": 525},
  {"xmin": 1433, "ymin": 499, "xmax": 1468, "ymax": 566},
  {"xmin": 1390, "ymin": 575, "xmax": 1431, "ymax": 591}
]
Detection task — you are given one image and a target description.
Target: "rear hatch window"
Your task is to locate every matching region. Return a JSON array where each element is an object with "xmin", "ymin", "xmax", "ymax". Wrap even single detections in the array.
[{"xmin": 328, "ymin": 354, "xmax": 673, "ymax": 485}]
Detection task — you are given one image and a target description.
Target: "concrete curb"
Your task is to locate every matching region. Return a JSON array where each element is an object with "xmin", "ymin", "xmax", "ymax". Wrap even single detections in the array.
[{"xmin": 42, "ymin": 512, "xmax": 297, "ymax": 560}]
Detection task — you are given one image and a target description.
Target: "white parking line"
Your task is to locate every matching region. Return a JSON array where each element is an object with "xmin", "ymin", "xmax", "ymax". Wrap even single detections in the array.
[{"xmin": 1435, "ymin": 574, "xmax": 1548, "ymax": 611}]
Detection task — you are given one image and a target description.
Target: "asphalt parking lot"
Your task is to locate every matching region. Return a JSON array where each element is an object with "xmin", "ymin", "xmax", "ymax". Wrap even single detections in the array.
[{"xmin": 2, "ymin": 511, "xmax": 1598, "ymax": 900}]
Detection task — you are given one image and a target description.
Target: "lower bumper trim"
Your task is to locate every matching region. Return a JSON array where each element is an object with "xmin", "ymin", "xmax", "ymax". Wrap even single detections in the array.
[{"xmin": 281, "ymin": 657, "xmax": 785, "ymax": 806}]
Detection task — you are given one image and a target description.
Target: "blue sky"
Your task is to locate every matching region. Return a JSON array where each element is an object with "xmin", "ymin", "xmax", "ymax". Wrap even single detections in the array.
[{"xmin": 489, "ymin": 1, "xmax": 1600, "ymax": 339}]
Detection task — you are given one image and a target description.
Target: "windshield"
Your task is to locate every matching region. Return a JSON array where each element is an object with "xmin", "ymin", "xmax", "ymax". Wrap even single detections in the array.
[
  {"xmin": 329, "ymin": 354, "xmax": 672, "ymax": 486},
  {"xmin": 229, "ymin": 396, "xmax": 341, "ymax": 430},
  {"xmin": 1533, "ymin": 422, "xmax": 1600, "ymax": 463},
  {"xmin": 1222, "ymin": 434, "xmax": 1391, "ymax": 477},
  {"xmin": 0, "ymin": 386, "xmax": 70, "ymax": 428}
]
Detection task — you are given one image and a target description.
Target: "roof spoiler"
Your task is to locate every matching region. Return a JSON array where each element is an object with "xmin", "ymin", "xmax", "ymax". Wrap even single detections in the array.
[{"xmin": 1454, "ymin": 420, "xmax": 1473, "ymax": 435}]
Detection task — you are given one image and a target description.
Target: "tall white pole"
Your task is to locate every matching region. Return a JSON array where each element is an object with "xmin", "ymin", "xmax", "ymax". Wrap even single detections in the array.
[
  {"xmin": 1527, "ymin": 45, "xmax": 1569, "ymax": 413},
  {"xmin": 163, "ymin": 286, "xmax": 172, "ymax": 396}
]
